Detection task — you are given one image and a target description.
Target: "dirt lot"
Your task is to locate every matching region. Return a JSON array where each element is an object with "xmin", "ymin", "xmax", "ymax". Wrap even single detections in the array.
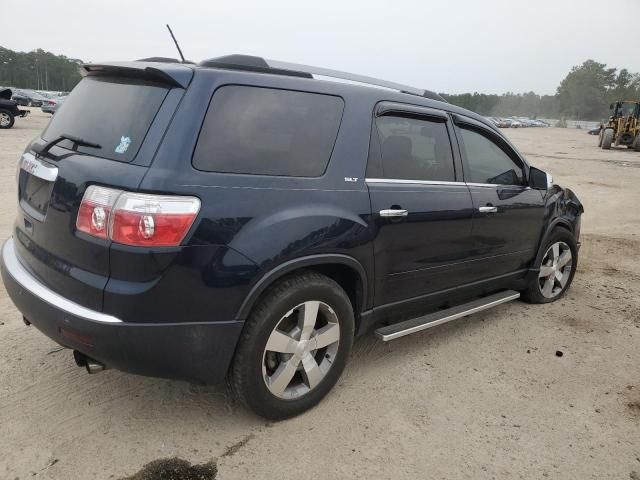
[{"xmin": 0, "ymin": 109, "xmax": 638, "ymax": 480}]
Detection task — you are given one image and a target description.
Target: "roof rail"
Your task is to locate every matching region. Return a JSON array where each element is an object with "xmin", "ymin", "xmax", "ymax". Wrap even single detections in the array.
[
  {"xmin": 136, "ymin": 56, "xmax": 195, "ymax": 65},
  {"xmin": 198, "ymin": 55, "xmax": 446, "ymax": 102},
  {"xmin": 199, "ymin": 55, "xmax": 312, "ymax": 79}
]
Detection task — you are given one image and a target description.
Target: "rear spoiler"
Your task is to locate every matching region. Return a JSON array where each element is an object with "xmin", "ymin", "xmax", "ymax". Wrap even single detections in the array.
[{"xmin": 81, "ymin": 62, "xmax": 193, "ymax": 89}]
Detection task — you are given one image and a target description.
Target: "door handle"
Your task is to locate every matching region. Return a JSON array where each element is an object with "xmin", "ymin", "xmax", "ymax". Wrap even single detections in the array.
[
  {"xmin": 380, "ymin": 208, "xmax": 408, "ymax": 217},
  {"xmin": 478, "ymin": 206, "xmax": 498, "ymax": 213}
]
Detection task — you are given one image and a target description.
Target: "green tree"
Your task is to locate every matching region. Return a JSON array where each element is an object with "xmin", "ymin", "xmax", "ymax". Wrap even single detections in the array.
[
  {"xmin": 609, "ymin": 68, "xmax": 640, "ymax": 103},
  {"xmin": 0, "ymin": 46, "xmax": 83, "ymax": 92},
  {"xmin": 555, "ymin": 59, "xmax": 617, "ymax": 120},
  {"xmin": 444, "ymin": 60, "xmax": 640, "ymax": 121}
]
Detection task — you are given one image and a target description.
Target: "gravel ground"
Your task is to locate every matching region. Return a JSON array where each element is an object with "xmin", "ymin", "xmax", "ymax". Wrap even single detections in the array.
[{"xmin": 0, "ymin": 109, "xmax": 638, "ymax": 480}]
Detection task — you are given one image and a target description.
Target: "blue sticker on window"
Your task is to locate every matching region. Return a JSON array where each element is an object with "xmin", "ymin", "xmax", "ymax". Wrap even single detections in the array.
[{"xmin": 115, "ymin": 136, "xmax": 132, "ymax": 154}]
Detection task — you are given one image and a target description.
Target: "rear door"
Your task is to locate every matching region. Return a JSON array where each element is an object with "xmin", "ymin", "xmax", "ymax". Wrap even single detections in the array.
[
  {"xmin": 15, "ymin": 73, "xmax": 183, "ymax": 311},
  {"xmin": 367, "ymin": 103, "xmax": 475, "ymax": 307},
  {"xmin": 453, "ymin": 115, "xmax": 545, "ymax": 277}
]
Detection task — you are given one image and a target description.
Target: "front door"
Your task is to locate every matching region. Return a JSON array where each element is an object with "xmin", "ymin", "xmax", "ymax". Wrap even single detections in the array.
[
  {"xmin": 366, "ymin": 105, "xmax": 475, "ymax": 308},
  {"xmin": 454, "ymin": 116, "xmax": 545, "ymax": 278}
]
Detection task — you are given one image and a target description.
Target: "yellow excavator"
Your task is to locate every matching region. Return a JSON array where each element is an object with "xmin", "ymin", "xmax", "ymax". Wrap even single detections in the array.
[{"xmin": 599, "ymin": 101, "xmax": 640, "ymax": 150}]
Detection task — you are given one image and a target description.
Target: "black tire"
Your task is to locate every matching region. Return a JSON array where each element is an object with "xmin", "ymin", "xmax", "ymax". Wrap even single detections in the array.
[
  {"xmin": 633, "ymin": 133, "xmax": 640, "ymax": 152},
  {"xmin": 601, "ymin": 128, "xmax": 614, "ymax": 150},
  {"xmin": 229, "ymin": 271, "xmax": 354, "ymax": 420},
  {"xmin": 0, "ymin": 110, "xmax": 15, "ymax": 129},
  {"xmin": 597, "ymin": 130, "xmax": 603, "ymax": 147},
  {"xmin": 521, "ymin": 228, "xmax": 578, "ymax": 304}
]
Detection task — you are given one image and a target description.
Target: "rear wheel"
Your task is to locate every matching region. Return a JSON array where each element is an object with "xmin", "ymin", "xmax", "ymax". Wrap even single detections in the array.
[
  {"xmin": 229, "ymin": 271, "xmax": 354, "ymax": 420},
  {"xmin": 0, "ymin": 110, "xmax": 15, "ymax": 129},
  {"xmin": 633, "ymin": 133, "xmax": 640, "ymax": 152},
  {"xmin": 521, "ymin": 229, "xmax": 578, "ymax": 304},
  {"xmin": 601, "ymin": 128, "xmax": 614, "ymax": 149}
]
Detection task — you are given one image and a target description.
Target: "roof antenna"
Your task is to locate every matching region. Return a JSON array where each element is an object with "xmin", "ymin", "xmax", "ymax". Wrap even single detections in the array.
[{"xmin": 166, "ymin": 24, "xmax": 186, "ymax": 63}]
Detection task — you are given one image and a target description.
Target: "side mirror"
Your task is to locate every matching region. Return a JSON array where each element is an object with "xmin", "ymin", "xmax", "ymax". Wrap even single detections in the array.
[{"xmin": 529, "ymin": 166, "xmax": 552, "ymax": 190}]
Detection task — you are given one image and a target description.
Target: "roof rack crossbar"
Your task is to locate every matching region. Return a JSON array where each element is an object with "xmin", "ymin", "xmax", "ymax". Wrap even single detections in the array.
[{"xmin": 266, "ymin": 59, "xmax": 426, "ymax": 97}]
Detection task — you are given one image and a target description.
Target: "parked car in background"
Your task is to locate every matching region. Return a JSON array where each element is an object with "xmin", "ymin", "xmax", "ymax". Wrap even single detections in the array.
[
  {"xmin": 41, "ymin": 96, "xmax": 66, "ymax": 114},
  {"xmin": 504, "ymin": 118, "xmax": 522, "ymax": 128},
  {"xmin": 10, "ymin": 89, "xmax": 30, "ymax": 106},
  {"xmin": 0, "ymin": 88, "xmax": 30, "ymax": 128},
  {"xmin": 484, "ymin": 117, "xmax": 510, "ymax": 128},
  {"xmin": 11, "ymin": 89, "xmax": 48, "ymax": 107}
]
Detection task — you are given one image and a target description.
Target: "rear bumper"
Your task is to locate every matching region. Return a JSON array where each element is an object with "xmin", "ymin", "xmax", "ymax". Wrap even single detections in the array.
[{"xmin": 0, "ymin": 237, "xmax": 243, "ymax": 384}]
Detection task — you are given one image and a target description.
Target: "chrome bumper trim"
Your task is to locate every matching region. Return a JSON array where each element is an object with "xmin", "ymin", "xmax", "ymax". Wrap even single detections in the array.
[{"xmin": 2, "ymin": 238, "xmax": 123, "ymax": 324}]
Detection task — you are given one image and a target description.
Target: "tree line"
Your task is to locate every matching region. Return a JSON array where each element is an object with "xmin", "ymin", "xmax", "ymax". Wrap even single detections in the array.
[
  {"xmin": 442, "ymin": 60, "xmax": 640, "ymax": 121},
  {"xmin": 0, "ymin": 46, "xmax": 82, "ymax": 92},
  {"xmin": 1, "ymin": 45, "xmax": 639, "ymax": 121}
]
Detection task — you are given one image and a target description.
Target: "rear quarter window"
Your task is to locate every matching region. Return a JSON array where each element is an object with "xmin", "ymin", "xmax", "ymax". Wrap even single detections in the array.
[
  {"xmin": 42, "ymin": 76, "xmax": 168, "ymax": 162},
  {"xmin": 192, "ymin": 86, "xmax": 344, "ymax": 177}
]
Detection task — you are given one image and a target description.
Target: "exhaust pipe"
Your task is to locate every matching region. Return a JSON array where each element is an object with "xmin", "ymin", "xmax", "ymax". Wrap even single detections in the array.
[
  {"xmin": 73, "ymin": 350, "xmax": 106, "ymax": 374},
  {"xmin": 85, "ymin": 359, "xmax": 105, "ymax": 374}
]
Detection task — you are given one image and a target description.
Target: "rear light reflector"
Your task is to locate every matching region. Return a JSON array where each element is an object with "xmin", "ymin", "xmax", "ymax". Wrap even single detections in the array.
[{"xmin": 76, "ymin": 186, "xmax": 200, "ymax": 246}]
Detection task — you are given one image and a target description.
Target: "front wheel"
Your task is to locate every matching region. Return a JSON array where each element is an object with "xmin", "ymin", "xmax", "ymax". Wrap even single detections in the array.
[
  {"xmin": 0, "ymin": 110, "xmax": 15, "ymax": 129},
  {"xmin": 633, "ymin": 133, "xmax": 640, "ymax": 152},
  {"xmin": 229, "ymin": 271, "xmax": 354, "ymax": 420},
  {"xmin": 601, "ymin": 128, "xmax": 614, "ymax": 149},
  {"xmin": 521, "ymin": 229, "xmax": 578, "ymax": 304}
]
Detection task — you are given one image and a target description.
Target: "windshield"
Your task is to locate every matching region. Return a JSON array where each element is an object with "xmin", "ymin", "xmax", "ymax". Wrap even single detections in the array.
[
  {"xmin": 42, "ymin": 76, "xmax": 168, "ymax": 162},
  {"xmin": 618, "ymin": 103, "xmax": 637, "ymax": 117}
]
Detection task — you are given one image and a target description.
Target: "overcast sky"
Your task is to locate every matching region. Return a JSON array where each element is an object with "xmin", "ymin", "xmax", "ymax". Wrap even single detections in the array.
[{"xmin": 4, "ymin": 0, "xmax": 640, "ymax": 95}]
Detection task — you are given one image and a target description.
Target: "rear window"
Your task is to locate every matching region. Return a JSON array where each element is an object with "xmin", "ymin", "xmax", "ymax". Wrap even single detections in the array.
[
  {"xmin": 192, "ymin": 86, "xmax": 344, "ymax": 176},
  {"xmin": 42, "ymin": 76, "xmax": 168, "ymax": 162}
]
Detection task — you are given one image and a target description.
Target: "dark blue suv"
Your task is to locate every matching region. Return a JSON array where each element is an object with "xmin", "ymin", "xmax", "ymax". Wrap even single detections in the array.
[{"xmin": 1, "ymin": 55, "xmax": 583, "ymax": 419}]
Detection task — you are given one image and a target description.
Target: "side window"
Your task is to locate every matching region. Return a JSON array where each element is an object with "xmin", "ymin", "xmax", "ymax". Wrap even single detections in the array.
[
  {"xmin": 459, "ymin": 127, "xmax": 524, "ymax": 185},
  {"xmin": 371, "ymin": 115, "xmax": 455, "ymax": 182},
  {"xmin": 193, "ymin": 86, "xmax": 344, "ymax": 176}
]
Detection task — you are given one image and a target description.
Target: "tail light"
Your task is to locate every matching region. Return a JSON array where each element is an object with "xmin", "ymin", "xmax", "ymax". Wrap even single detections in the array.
[
  {"xmin": 48, "ymin": 99, "xmax": 56, "ymax": 105},
  {"xmin": 76, "ymin": 186, "xmax": 200, "ymax": 247}
]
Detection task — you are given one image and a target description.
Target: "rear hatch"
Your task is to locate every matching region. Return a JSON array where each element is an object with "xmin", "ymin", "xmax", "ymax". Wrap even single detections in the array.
[{"xmin": 15, "ymin": 64, "xmax": 191, "ymax": 311}]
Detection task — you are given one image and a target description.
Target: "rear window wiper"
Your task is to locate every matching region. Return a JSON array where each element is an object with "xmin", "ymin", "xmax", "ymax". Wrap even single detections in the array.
[{"xmin": 33, "ymin": 133, "xmax": 102, "ymax": 158}]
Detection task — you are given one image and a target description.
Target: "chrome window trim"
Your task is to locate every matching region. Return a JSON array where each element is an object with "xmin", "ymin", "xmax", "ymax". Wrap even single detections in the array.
[
  {"xmin": 365, "ymin": 178, "xmax": 529, "ymax": 189},
  {"xmin": 465, "ymin": 182, "xmax": 500, "ymax": 188},
  {"xmin": 365, "ymin": 178, "xmax": 465, "ymax": 186},
  {"xmin": 467, "ymin": 182, "xmax": 531, "ymax": 189},
  {"xmin": 2, "ymin": 238, "xmax": 123, "ymax": 324}
]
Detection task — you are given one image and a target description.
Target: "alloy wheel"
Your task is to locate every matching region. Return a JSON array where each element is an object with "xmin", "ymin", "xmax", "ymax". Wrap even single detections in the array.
[
  {"xmin": 0, "ymin": 113, "xmax": 10, "ymax": 127},
  {"xmin": 538, "ymin": 241, "xmax": 572, "ymax": 298},
  {"xmin": 262, "ymin": 301, "xmax": 340, "ymax": 399}
]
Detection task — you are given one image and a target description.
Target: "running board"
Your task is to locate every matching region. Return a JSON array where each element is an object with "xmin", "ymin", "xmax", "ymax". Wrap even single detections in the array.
[{"xmin": 374, "ymin": 290, "xmax": 520, "ymax": 341}]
